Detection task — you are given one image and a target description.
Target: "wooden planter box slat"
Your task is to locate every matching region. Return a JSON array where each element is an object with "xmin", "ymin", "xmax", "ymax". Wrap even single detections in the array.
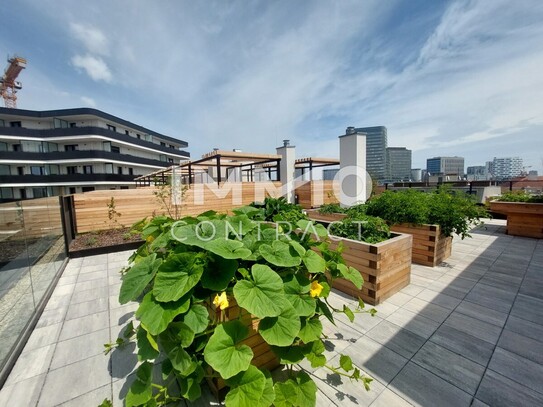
[
  {"xmin": 390, "ymin": 224, "xmax": 452, "ymax": 267},
  {"xmin": 327, "ymin": 233, "xmax": 412, "ymax": 305},
  {"xmin": 306, "ymin": 210, "xmax": 346, "ymax": 223},
  {"xmin": 490, "ymin": 201, "xmax": 543, "ymax": 239}
]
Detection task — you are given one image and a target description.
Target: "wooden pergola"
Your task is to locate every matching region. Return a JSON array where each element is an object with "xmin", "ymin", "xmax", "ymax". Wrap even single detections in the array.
[{"xmin": 295, "ymin": 157, "xmax": 339, "ymax": 181}]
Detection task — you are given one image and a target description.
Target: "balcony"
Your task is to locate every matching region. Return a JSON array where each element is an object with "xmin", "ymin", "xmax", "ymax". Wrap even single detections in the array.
[{"xmin": 0, "ymin": 173, "xmax": 137, "ymax": 184}]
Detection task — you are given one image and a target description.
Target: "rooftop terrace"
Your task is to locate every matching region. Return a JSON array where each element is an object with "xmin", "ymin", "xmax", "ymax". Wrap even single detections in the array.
[{"xmin": 0, "ymin": 219, "xmax": 542, "ymax": 406}]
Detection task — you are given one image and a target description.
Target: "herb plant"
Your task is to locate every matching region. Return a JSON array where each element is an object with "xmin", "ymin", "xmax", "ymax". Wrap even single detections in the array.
[
  {"xmin": 329, "ymin": 215, "xmax": 391, "ymax": 244},
  {"xmin": 495, "ymin": 191, "xmax": 543, "ymax": 203},
  {"xmin": 317, "ymin": 203, "xmax": 345, "ymax": 215},
  {"xmin": 108, "ymin": 207, "xmax": 373, "ymax": 406}
]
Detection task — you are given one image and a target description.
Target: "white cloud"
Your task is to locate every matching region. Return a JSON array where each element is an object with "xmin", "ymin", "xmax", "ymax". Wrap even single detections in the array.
[
  {"xmin": 69, "ymin": 22, "xmax": 108, "ymax": 55},
  {"xmin": 71, "ymin": 54, "xmax": 112, "ymax": 82},
  {"xmin": 80, "ymin": 96, "xmax": 96, "ymax": 107}
]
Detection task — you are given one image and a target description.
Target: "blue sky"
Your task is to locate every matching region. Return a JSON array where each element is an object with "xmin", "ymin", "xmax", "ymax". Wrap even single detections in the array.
[{"xmin": 1, "ymin": 0, "xmax": 543, "ymax": 173}]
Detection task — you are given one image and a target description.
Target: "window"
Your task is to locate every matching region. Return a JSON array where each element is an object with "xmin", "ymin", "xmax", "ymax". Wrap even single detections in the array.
[
  {"xmin": 32, "ymin": 188, "xmax": 48, "ymax": 198},
  {"xmin": 159, "ymin": 155, "xmax": 166, "ymax": 162},
  {"xmin": 47, "ymin": 164, "xmax": 59, "ymax": 175},
  {"xmin": 13, "ymin": 144, "xmax": 21, "ymax": 152},
  {"xmin": 82, "ymin": 187, "xmax": 95, "ymax": 192},
  {"xmin": 64, "ymin": 144, "xmax": 78, "ymax": 151},
  {"xmin": 105, "ymin": 163, "xmax": 113, "ymax": 174},
  {"xmin": 136, "ymin": 134, "xmax": 141, "ymax": 139},
  {"xmin": 111, "ymin": 145, "xmax": 120, "ymax": 154},
  {"xmin": 168, "ymin": 158, "xmax": 174, "ymax": 163},
  {"xmin": 0, "ymin": 119, "xmax": 4, "ymax": 127},
  {"xmin": 66, "ymin": 166, "xmax": 78, "ymax": 175},
  {"xmin": 70, "ymin": 123, "xmax": 77, "ymax": 128},
  {"xmin": 120, "ymin": 186, "xmax": 129, "ymax": 190},
  {"xmin": 69, "ymin": 187, "xmax": 76, "ymax": 194},
  {"xmin": 83, "ymin": 165, "xmax": 93, "ymax": 174},
  {"xmin": 103, "ymin": 141, "xmax": 111, "ymax": 152},
  {"xmin": 54, "ymin": 118, "xmax": 69, "ymax": 128},
  {"xmin": 117, "ymin": 166, "xmax": 123, "ymax": 175},
  {"xmin": 107, "ymin": 124, "xmax": 116, "ymax": 132},
  {"xmin": 19, "ymin": 189, "xmax": 27, "ymax": 199},
  {"xmin": 30, "ymin": 166, "xmax": 45, "ymax": 175},
  {"xmin": 17, "ymin": 167, "xmax": 24, "ymax": 175},
  {"xmin": 128, "ymin": 168, "xmax": 134, "ymax": 176},
  {"xmin": 42, "ymin": 142, "xmax": 58, "ymax": 152},
  {"xmin": 0, "ymin": 142, "xmax": 7, "ymax": 151},
  {"xmin": 160, "ymin": 142, "xmax": 166, "ymax": 147},
  {"xmin": 125, "ymin": 130, "xmax": 129, "ymax": 135},
  {"xmin": 170, "ymin": 144, "xmax": 176, "ymax": 149},
  {"xmin": 0, "ymin": 188, "xmax": 13, "ymax": 199},
  {"xmin": 0, "ymin": 165, "xmax": 10, "ymax": 175},
  {"xmin": 10, "ymin": 121, "xmax": 22, "ymax": 127}
]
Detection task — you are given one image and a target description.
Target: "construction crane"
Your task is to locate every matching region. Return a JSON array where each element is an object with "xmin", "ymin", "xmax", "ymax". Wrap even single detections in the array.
[{"xmin": 0, "ymin": 55, "xmax": 27, "ymax": 108}]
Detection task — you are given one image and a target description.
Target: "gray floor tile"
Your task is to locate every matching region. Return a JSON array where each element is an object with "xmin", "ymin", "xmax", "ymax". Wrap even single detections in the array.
[
  {"xmin": 65, "ymin": 296, "xmax": 108, "ymax": 320},
  {"xmin": 343, "ymin": 336, "xmax": 408, "ymax": 385},
  {"xmin": 403, "ymin": 297, "xmax": 451, "ymax": 323},
  {"xmin": 50, "ymin": 328, "xmax": 110, "ymax": 370},
  {"xmin": 369, "ymin": 388, "xmax": 414, "ymax": 407},
  {"xmin": 73, "ymin": 277, "xmax": 108, "ymax": 293},
  {"xmin": 70, "ymin": 285, "xmax": 109, "ymax": 304},
  {"xmin": 322, "ymin": 319, "xmax": 364, "ymax": 353},
  {"xmin": 510, "ymin": 294, "xmax": 543, "ymax": 325},
  {"xmin": 411, "ymin": 341, "xmax": 485, "ymax": 395},
  {"xmin": 0, "ymin": 373, "xmax": 46, "ymax": 407},
  {"xmin": 77, "ymin": 269, "xmax": 107, "ymax": 283},
  {"xmin": 504, "ymin": 315, "xmax": 543, "ymax": 344},
  {"xmin": 58, "ymin": 310, "xmax": 109, "ymax": 341},
  {"xmin": 110, "ymin": 303, "xmax": 138, "ymax": 327},
  {"xmin": 497, "ymin": 329, "xmax": 543, "ymax": 365},
  {"xmin": 35, "ymin": 307, "xmax": 67, "ymax": 328},
  {"xmin": 475, "ymin": 369, "xmax": 543, "ymax": 407},
  {"xmin": 416, "ymin": 289, "xmax": 462, "ymax": 310},
  {"xmin": 57, "ymin": 384, "xmax": 112, "ymax": 407},
  {"xmin": 39, "ymin": 354, "xmax": 111, "ymax": 406},
  {"xmin": 429, "ymin": 324, "xmax": 495, "ymax": 367},
  {"xmin": 5, "ymin": 344, "xmax": 56, "ymax": 385},
  {"xmin": 454, "ymin": 301, "xmax": 508, "ymax": 327},
  {"xmin": 488, "ymin": 347, "xmax": 543, "ymax": 394},
  {"xmin": 22, "ymin": 322, "xmax": 62, "ymax": 353},
  {"xmin": 386, "ymin": 292, "xmax": 413, "ymax": 307},
  {"xmin": 386, "ymin": 308, "xmax": 439, "ymax": 339},
  {"xmin": 366, "ymin": 320, "xmax": 426, "ymax": 359},
  {"xmin": 390, "ymin": 362, "xmax": 472, "ymax": 407},
  {"xmin": 443, "ymin": 312, "xmax": 502, "ymax": 345},
  {"xmin": 464, "ymin": 283, "xmax": 516, "ymax": 313}
]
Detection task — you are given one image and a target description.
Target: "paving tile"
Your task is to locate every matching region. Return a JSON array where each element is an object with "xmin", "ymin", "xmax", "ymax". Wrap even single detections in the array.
[
  {"xmin": 429, "ymin": 324, "xmax": 495, "ymax": 367},
  {"xmin": 58, "ymin": 310, "xmax": 109, "ymax": 341},
  {"xmin": 470, "ymin": 399, "xmax": 491, "ymax": 407},
  {"xmin": 385, "ymin": 292, "xmax": 413, "ymax": 307},
  {"xmin": 443, "ymin": 312, "xmax": 502, "ymax": 345},
  {"xmin": 73, "ymin": 277, "xmax": 108, "ymax": 293},
  {"xmin": 22, "ymin": 322, "xmax": 62, "ymax": 353},
  {"xmin": 70, "ymin": 285, "xmax": 109, "ymax": 304},
  {"xmin": 504, "ymin": 315, "xmax": 543, "ymax": 344},
  {"xmin": 366, "ymin": 320, "xmax": 425, "ymax": 359},
  {"xmin": 5, "ymin": 344, "xmax": 56, "ymax": 385},
  {"xmin": 57, "ymin": 274, "xmax": 78, "ymax": 286},
  {"xmin": 43, "ymin": 293, "xmax": 72, "ymax": 311},
  {"xmin": 412, "ymin": 341, "xmax": 485, "ymax": 395},
  {"xmin": 77, "ymin": 269, "xmax": 107, "ymax": 283},
  {"xmin": 403, "ymin": 297, "xmax": 451, "ymax": 323},
  {"xmin": 385, "ymin": 308, "xmax": 439, "ymax": 339},
  {"xmin": 478, "ymin": 271, "xmax": 522, "ymax": 291},
  {"xmin": 79, "ymin": 264, "xmax": 107, "ymax": 274},
  {"xmin": 488, "ymin": 347, "xmax": 543, "ymax": 394},
  {"xmin": 497, "ymin": 329, "xmax": 543, "ymax": 365},
  {"xmin": 399, "ymin": 283, "xmax": 425, "ymax": 297},
  {"xmin": 510, "ymin": 294, "xmax": 543, "ymax": 325},
  {"xmin": 36, "ymin": 307, "xmax": 67, "ymax": 328},
  {"xmin": 0, "ymin": 373, "xmax": 46, "ymax": 407},
  {"xmin": 50, "ymin": 283, "xmax": 75, "ymax": 297},
  {"xmin": 110, "ymin": 303, "xmax": 138, "ymax": 327},
  {"xmin": 390, "ymin": 362, "xmax": 472, "ymax": 407},
  {"xmin": 57, "ymin": 384, "xmax": 112, "ymax": 407},
  {"xmin": 475, "ymin": 369, "xmax": 543, "ymax": 407},
  {"xmin": 454, "ymin": 300, "xmax": 508, "ymax": 327},
  {"xmin": 416, "ymin": 289, "xmax": 462, "ymax": 310},
  {"xmin": 343, "ymin": 336, "xmax": 408, "ymax": 385},
  {"xmin": 50, "ymin": 328, "xmax": 110, "ymax": 370},
  {"xmin": 322, "ymin": 319, "xmax": 364, "ymax": 353},
  {"xmin": 369, "ymin": 388, "xmax": 414, "ymax": 407},
  {"xmin": 369, "ymin": 301, "xmax": 399, "ymax": 318},
  {"xmin": 39, "ymin": 353, "xmax": 111, "ymax": 406},
  {"xmin": 65, "ymin": 296, "xmax": 108, "ymax": 320}
]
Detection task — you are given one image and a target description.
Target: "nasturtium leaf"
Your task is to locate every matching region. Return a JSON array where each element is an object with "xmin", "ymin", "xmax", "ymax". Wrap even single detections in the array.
[
  {"xmin": 119, "ymin": 254, "xmax": 161, "ymax": 304},
  {"xmin": 283, "ymin": 274, "xmax": 316, "ymax": 317},
  {"xmin": 298, "ymin": 317, "xmax": 323, "ymax": 343},
  {"xmin": 201, "ymin": 255, "xmax": 238, "ymax": 291},
  {"xmin": 182, "ymin": 304, "xmax": 209, "ymax": 334},
  {"xmin": 233, "ymin": 264, "xmax": 285, "ymax": 319},
  {"xmin": 135, "ymin": 291, "xmax": 191, "ymax": 335},
  {"xmin": 270, "ymin": 345, "xmax": 305, "ymax": 364},
  {"xmin": 224, "ymin": 365, "xmax": 267, "ymax": 407},
  {"xmin": 303, "ymin": 340, "xmax": 326, "ymax": 368},
  {"xmin": 289, "ymin": 240, "xmax": 306, "ymax": 257},
  {"xmin": 340, "ymin": 354, "xmax": 354, "ymax": 372},
  {"xmin": 294, "ymin": 371, "xmax": 318, "ymax": 407},
  {"xmin": 337, "ymin": 264, "xmax": 363, "ymax": 290},
  {"xmin": 259, "ymin": 240, "xmax": 301, "ymax": 267},
  {"xmin": 203, "ymin": 320, "xmax": 253, "ymax": 379},
  {"xmin": 302, "ymin": 250, "xmax": 326, "ymax": 273},
  {"xmin": 153, "ymin": 253, "xmax": 205, "ymax": 302},
  {"xmin": 136, "ymin": 325, "xmax": 159, "ymax": 361},
  {"xmin": 273, "ymin": 380, "xmax": 298, "ymax": 407},
  {"xmin": 343, "ymin": 304, "xmax": 355, "ymax": 323},
  {"xmin": 259, "ymin": 304, "xmax": 301, "ymax": 346},
  {"xmin": 226, "ymin": 214, "xmax": 257, "ymax": 236},
  {"xmin": 205, "ymin": 238, "xmax": 252, "ymax": 259},
  {"xmin": 125, "ymin": 362, "xmax": 153, "ymax": 407}
]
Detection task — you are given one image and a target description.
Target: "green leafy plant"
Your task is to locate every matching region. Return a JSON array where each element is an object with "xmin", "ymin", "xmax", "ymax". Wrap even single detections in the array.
[
  {"xmin": 317, "ymin": 203, "xmax": 345, "ymax": 215},
  {"xmin": 107, "ymin": 207, "xmax": 374, "ymax": 406},
  {"xmin": 329, "ymin": 215, "xmax": 391, "ymax": 244},
  {"xmin": 494, "ymin": 190, "xmax": 543, "ymax": 203},
  {"xmin": 106, "ymin": 197, "xmax": 124, "ymax": 229},
  {"xmin": 251, "ymin": 196, "xmax": 305, "ymax": 222}
]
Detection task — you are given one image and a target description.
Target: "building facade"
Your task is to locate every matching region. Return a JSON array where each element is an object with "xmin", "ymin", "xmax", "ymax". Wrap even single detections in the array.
[
  {"xmin": 347, "ymin": 126, "xmax": 387, "ymax": 181},
  {"xmin": 385, "ymin": 147, "xmax": 411, "ymax": 181},
  {"xmin": 0, "ymin": 107, "xmax": 189, "ymax": 201},
  {"xmin": 489, "ymin": 157, "xmax": 523, "ymax": 180},
  {"xmin": 426, "ymin": 156, "xmax": 464, "ymax": 176},
  {"xmin": 466, "ymin": 165, "xmax": 490, "ymax": 181}
]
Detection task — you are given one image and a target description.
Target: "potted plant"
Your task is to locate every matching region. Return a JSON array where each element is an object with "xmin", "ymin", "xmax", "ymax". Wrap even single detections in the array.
[
  {"xmin": 323, "ymin": 213, "xmax": 413, "ymax": 305},
  {"xmin": 306, "ymin": 203, "xmax": 347, "ymax": 223},
  {"xmin": 489, "ymin": 191, "xmax": 543, "ymax": 238},
  {"xmin": 106, "ymin": 206, "xmax": 374, "ymax": 406},
  {"xmin": 363, "ymin": 188, "xmax": 487, "ymax": 267}
]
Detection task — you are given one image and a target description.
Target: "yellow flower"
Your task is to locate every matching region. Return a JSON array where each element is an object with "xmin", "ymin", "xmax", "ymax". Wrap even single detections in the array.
[
  {"xmin": 146, "ymin": 235, "xmax": 154, "ymax": 243},
  {"xmin": 213, "ymin": 292, "xmax": 229, "ymax": 310},
  {"xmin": 309, "ymin": 281, "xmax": 323, "ymax": 298}
]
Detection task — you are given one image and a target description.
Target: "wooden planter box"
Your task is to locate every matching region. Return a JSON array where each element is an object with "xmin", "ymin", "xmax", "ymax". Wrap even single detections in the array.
[
  {"xmin": 206, "ymin": 299, "xmax": 279, "ymax": 400},
  {"xmin": 490, "ymin": 201, "xmax": 543, "ymax": 238},
  {"xmin": 328, "ymin": 233, "xmax": 412, "ymax": 305},
  {"xmin": 390, "ymin": 224, "xmax": 452, "ymax": 267},
  {"xmin": 306, "ymin": 209, "xmax": 346, "ymax": 223}
]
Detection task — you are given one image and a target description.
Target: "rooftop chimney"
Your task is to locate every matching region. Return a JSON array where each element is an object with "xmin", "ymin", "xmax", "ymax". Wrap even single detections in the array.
[
  {"xmin": 283, "ymin": 139, "xmax": 290, "ymax": 147},
  {"xmin": 346, "ymin": 126, "xmax": 356, "ymax": 135}
]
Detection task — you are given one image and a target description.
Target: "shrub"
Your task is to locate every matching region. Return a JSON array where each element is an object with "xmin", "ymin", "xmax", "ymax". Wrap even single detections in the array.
[
  {"xmin": 329, "ymin": 215, "xmax": 391, "ymax": 244},
  {"xmin": 365, "ymin": 189, "xmax": 429, "ymax": 225},
  {"xmin": 318, "ymin": 203, "xmax": 345, "ymax": 215},
  {"xmin": 495, "ymin": 191, "xmax": 543, "ymax": 203}
]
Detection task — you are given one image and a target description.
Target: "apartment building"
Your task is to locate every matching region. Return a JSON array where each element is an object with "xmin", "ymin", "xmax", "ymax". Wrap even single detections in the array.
[{"xmin": 0, "ymin": 107, "xmax": 189, "ymax": 201}]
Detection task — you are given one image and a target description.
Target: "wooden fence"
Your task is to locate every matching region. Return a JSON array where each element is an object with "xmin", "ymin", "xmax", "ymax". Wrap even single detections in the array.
[
  {"xmin": 73, "ymin": 182, "xmax": 283, "ymax": 233},
  {"xmin": 0, "ymin": 197, "xmax": 62, "ymax": 240},
  {"xmin": 295, "ymin": 181, "xmax": 339, "ymax": 209}
]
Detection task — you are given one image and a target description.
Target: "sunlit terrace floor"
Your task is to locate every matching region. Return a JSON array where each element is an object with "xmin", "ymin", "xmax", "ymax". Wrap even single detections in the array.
[{"xmin": 0, "ymin": 219, "xmax": 542, "ymax": 406}]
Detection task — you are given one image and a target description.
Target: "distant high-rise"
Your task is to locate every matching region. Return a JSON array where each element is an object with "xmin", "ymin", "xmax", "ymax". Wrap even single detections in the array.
[
  {"xmin": 426, "ymin": 156, "xmax": 464, "ymax": 176},
  {"xmin": 386, "ymin": 147, "xmax": 411, "ymax": 181},
  {"xmin": 346, "ymin": 126, "xmax": 387, "ymax": 181},
  {"xmin": 490, "ymin": 157, "xmax": 523, "ymax": 180}
]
